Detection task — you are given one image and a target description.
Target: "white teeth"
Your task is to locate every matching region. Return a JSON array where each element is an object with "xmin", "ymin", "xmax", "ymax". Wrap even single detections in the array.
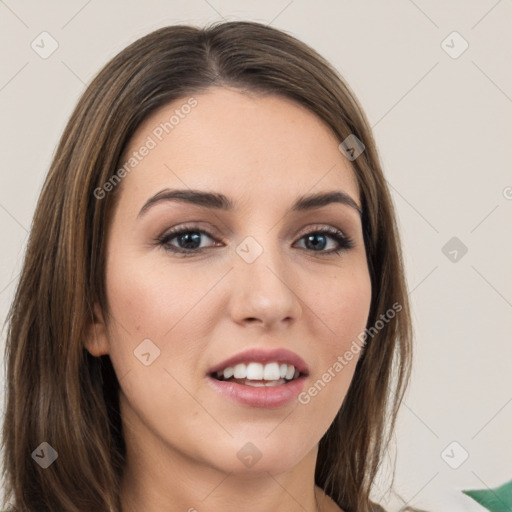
[
  {"xmin": 223, "ymin": 366, "xmax": 234, "ymax": 379},
  {"xmin": 217, "ymin": 362, "xmax": 298, "ymax": 381},
  {"xmin": 233, "ymin": 363, "xmax": 246, "ymax": 379},
  {"xmin": 244, "ymin": 379, "xmax": 287, "ymax": 387},
  {"xmin": 263, "ymin": 362, "xmax": 281, "ymax": 380},
  {"xmin": 246, "ymin": 362, "xmax": 263, "ymax": 380}
]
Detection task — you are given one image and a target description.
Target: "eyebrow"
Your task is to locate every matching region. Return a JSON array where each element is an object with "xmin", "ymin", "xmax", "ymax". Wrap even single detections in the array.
[{"xmin": 137, "ymin": 188, "xmax": 362, "ymax": 218}]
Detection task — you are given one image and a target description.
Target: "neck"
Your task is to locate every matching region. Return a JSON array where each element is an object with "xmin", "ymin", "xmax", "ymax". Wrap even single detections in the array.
[
  {"xmin": 119, "ymin": 426, "xmax": 326, "ymax": 512},
  {"xmin": 117, "ymin": 389, "xmax": 338, "ymax": 512}
]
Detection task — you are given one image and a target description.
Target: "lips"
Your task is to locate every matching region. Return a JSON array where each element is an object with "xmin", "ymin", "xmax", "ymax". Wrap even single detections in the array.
[
  {"xmin": 206, "ymin": 347, "xmax": 310, "ymax": 408},
  {"xmin": 207, "ymin": 347, "xmax": 310, "ymax": 377},
  {"xmin": 207, "ymin": 374, "xmax": 307, "ymax": 408}
]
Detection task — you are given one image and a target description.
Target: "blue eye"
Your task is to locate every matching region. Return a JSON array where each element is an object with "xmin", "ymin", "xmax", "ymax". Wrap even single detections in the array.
[
  {"xmin": 157, "ymin": 225, "xmax": 354, "ymax": 256},
  {"xmin": 296, "ymin": 228, "xmax": 354, "ymax": 254},
  {"xmin": 159, "ymin": 228, "xmax": 217, "ymax": 253}
]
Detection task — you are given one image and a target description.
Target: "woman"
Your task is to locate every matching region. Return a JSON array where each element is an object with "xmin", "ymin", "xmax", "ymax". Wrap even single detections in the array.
[{"xmin": 1, "ymin": 21, "xmax": 412, "ymax": 512}]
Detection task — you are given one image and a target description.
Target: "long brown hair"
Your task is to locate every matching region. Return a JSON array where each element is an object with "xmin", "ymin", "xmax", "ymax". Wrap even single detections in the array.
[{"xmin": 2, "ymin": 21, "xmax": 413, "ymax": 512}]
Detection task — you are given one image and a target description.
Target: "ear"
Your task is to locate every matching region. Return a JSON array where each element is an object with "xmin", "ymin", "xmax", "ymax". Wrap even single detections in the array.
[{"xmin": 84, "ymin": 302, "xmax": 110, "ymax": 357}]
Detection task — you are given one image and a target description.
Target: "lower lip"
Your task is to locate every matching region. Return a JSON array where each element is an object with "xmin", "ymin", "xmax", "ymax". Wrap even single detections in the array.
[{"xmin": 207, "ymin": 375, "xmax": 307, "ymax": 409}]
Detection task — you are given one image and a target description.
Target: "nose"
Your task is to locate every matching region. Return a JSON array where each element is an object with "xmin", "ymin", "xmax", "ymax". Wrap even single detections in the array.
[{"xmin": 227, "ymin": 236, "xmax": 303, "ymax": 328}]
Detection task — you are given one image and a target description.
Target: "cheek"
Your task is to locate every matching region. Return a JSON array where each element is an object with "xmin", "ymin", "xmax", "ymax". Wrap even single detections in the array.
[
  {"xmin": 333, "ymin": 276, "xmax": 372, "ymax": 345},
  {"xmin": 103, "ymin": 252, "xmax": 213, "ymax": 415},
  {"xmin": 103, "ymin": 249, "xmax": 220, "ymax": 381},
  {"xmin": 304, "ymin": 266, "xmax": 371, "ymax": 388},
  {"xmin": 105, "ymin": 250, "xmax": 201, "ymax": 337},
  {"xmin": 295, "ymin": 269, "xmax": 371, "ymax": 432},
  {"xmin": 305, "ymin": 266, "xmax": 372, "ymax": 348}
]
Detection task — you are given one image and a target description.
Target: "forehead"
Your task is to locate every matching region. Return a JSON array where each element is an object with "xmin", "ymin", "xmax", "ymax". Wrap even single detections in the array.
[{"xmin": 117, "ymin": 87, "xmax": 360, "ymax": 209}]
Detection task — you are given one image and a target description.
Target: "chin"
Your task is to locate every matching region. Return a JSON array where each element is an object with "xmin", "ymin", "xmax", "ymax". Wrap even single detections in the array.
[{"xmin": 199, "ymin": 435, "xmax": 311, "ymax": 476}]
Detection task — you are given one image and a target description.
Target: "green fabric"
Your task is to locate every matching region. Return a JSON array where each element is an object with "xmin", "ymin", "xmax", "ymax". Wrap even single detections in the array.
[{"xmin": 463, "ymin": 479, "xmax": 512, "ymax": 512}]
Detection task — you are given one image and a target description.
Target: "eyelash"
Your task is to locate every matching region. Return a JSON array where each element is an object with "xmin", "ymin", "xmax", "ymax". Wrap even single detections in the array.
[{"xmin": 156, "ymin": 224, "xmax": 355, "ymax": 257}]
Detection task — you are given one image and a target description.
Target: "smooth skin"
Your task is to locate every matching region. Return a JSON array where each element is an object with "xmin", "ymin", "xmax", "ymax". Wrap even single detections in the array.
[{"xmin": 85, "ymin": 87, "xmax": 372, "ymax": 512}]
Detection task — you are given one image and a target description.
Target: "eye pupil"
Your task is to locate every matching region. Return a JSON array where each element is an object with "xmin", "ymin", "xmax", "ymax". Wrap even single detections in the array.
[
  {"xmin": 178, "ymin": 232, "xmax": 201, "ymax": 249},
  {"xmin": 305, "ymin": 234, "xmax": 327, "ymax": 251}
]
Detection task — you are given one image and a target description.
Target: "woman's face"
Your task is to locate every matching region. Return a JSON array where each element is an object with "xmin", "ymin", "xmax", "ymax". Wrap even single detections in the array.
[{"xmin": 90, "ymin": 87, "xmax": 372, "ymax": 478}]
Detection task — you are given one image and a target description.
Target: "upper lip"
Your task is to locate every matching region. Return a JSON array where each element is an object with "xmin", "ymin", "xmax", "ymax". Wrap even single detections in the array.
[{"xmin": 208, "ymin": 348, "xmax": 310, "ymax": 376}]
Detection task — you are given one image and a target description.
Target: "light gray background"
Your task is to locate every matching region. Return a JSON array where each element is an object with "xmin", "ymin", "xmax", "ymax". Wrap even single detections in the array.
[{"xmin": 1, "ymin": 1, "xmax": 511, "ymax": 511}]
